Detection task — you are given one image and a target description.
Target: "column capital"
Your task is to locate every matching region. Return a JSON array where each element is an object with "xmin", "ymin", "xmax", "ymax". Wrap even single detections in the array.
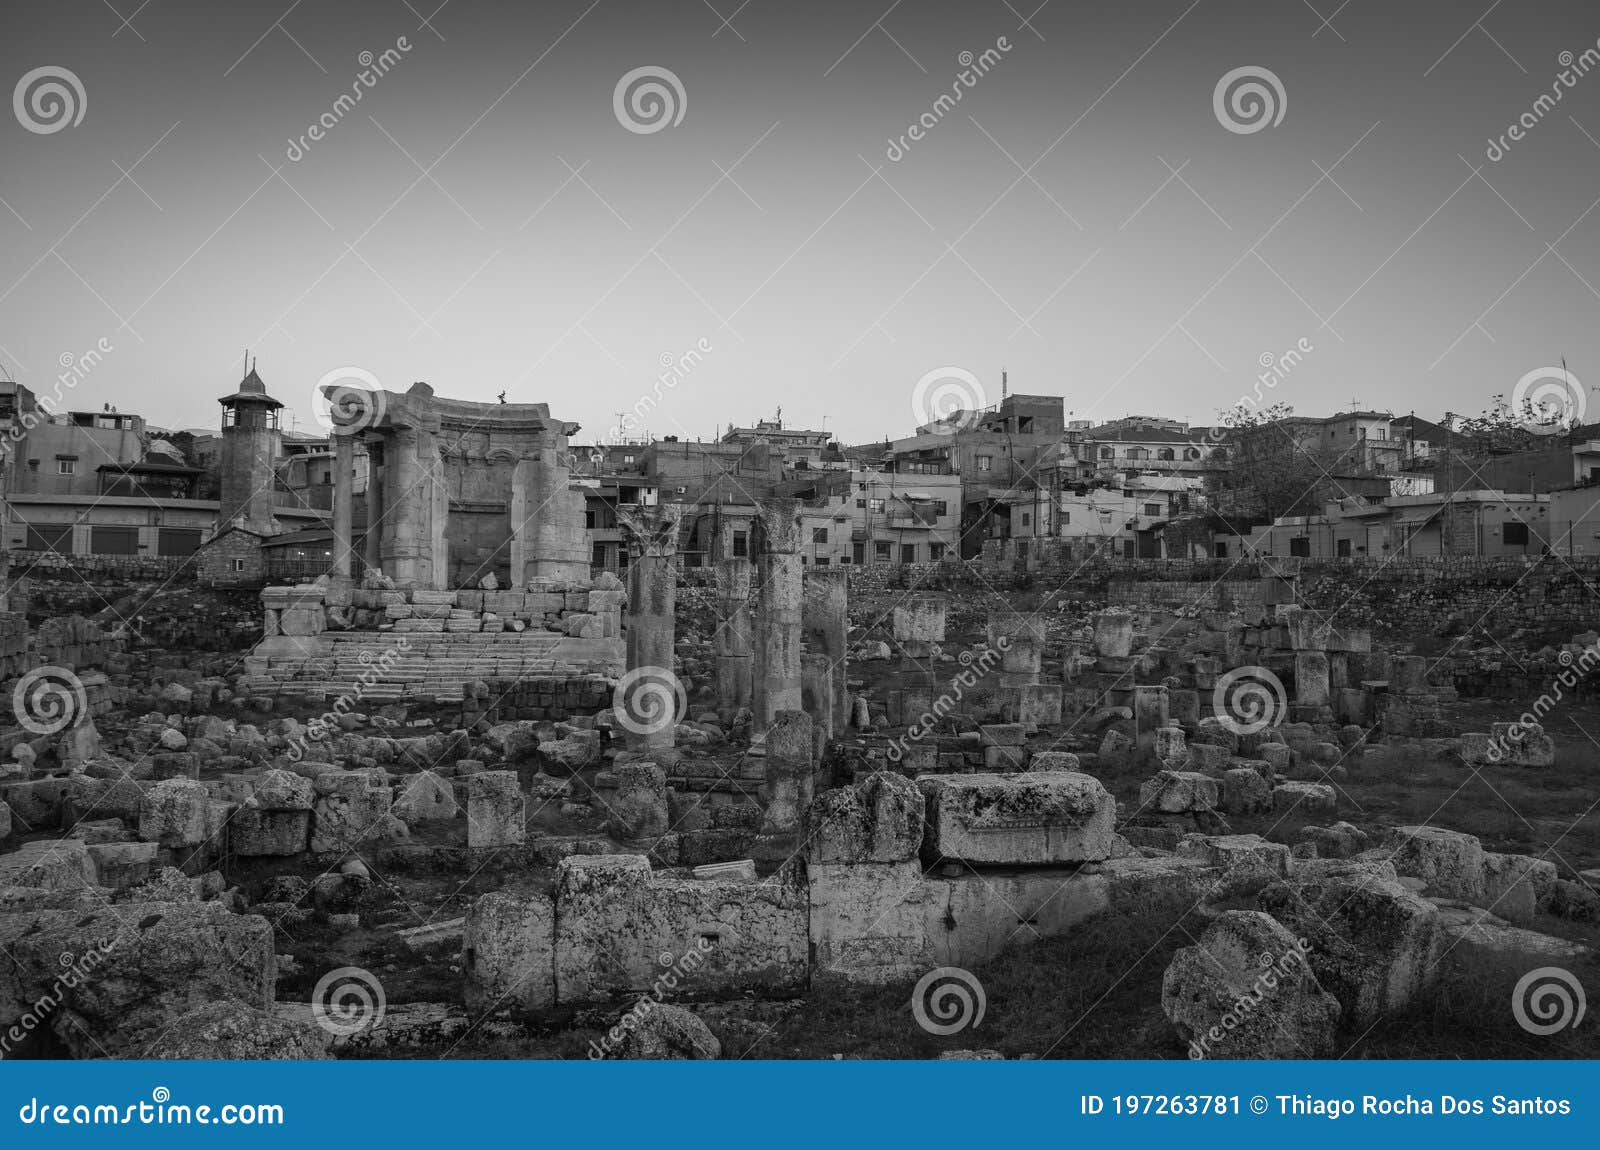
[
  {"xmin": 617, "ymin": 502, "xmax": 686, "ymax": 559},
  {"xmin": 753, "ymin": 496, "xmax": 803, "ymax": 553}
]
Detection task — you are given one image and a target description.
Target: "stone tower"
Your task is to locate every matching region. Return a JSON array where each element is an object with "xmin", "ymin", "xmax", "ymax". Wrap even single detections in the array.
[{"xmin": 217, "ymin": 362, "xmax": 284, "ymax": 533}]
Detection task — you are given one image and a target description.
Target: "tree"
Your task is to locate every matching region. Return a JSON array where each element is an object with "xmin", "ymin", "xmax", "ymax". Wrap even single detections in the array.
[{"xmin": 1204, "ymin": 402, "xmax": 1347, "ymax": 524}]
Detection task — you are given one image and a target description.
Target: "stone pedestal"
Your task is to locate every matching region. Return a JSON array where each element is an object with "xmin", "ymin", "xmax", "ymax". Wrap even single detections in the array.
[
  {"xmin": 1093, "ymin": 609, "xmax": 1134, "ymax": 658},
  {"xmin": 1296, "ymin": 651, "xmax": 1331, "ymax": 707},
  {"xmin": 759, "ymin": 710, "xmax": 814, "ymax": 837}
]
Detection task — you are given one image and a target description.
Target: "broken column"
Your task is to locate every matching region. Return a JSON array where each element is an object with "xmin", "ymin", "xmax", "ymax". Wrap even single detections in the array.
[
  {"xmin": 759, "ymin": 709, "xmax": 814, "ymax": 839},
  {"xmin": 752, "ymin": 498, "xmax": 804, "ymax": 726},
  {"xmin": 616, "ymin": 503, "xmax": 685, "ymax": 753},
  {"xmin": 891, "ymin": 593, "xmax": 945, "ymax": 657},
  {"xmin": 1296, "ymin": 651, "xmax": 1331, "ymax": 708},
  {"xmin": 802, "ymin": 566, "xmax": 850, "ymax": 734},
  {"xmin": 713, "ymin": 557, "xmax": 754, "ymax": 714},
  {"xmin": 986, "ymin": 609, "xmax": 1046, "ymax": 687}
]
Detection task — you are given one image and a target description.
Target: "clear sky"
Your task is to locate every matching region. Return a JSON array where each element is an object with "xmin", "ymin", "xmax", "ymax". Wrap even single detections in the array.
[{"xmin": 3, "ymin": 0, "xmax": 1599, "ymax": 446}]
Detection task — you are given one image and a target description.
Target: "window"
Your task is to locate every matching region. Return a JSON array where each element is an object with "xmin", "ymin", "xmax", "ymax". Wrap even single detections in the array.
[
  {"xmin": 976, "ymin": 456, "xmax": 993, "ymax": 471},
  {"xmin": 623, "ymin": 454, "xmax": 635, "ymax": 463},
  {"xmin": 852, "ymin": 542, "xmax": 866, "ymax": 564},
  {"xmin": 1144, "ymin": 503, "xmax": 1162, "ymax": 517},
  {"xmin": 1289, "ymin": 537, "xmax": 1310, "ymax": 557},
  {"xmin": 933, "ymin": 500, "xmax": 947, "ymax": 516},
  {"xmin": 856, "ymin": 499, "xmax": 866, "ymax": 508},
  {"xmin": 901, "ymin": 544, "xmax": 916, "ymax": 564},
  {"xmin": 814, "ymin": 557, "xmax": 829, "ymax": 566},
  {"xmin": 874, "ymin": 542, "xmax": 891, "ymax": 562},
  {"xmin": 56, "ymin": 458, "xmax": 76, "ymax": 476},
  {"xmin": 1158, "ymin": 447, "xmax": 1174, "ymax": 461},
  {"xmin": 233, "ymin": 559, "xmax": 247, "ymax": 572},
  {"xmin": 1062, "ymin": 511, "xmax": 1071, "ymax": 524},
  {"xmin": 1099, "ymin": 447, "xmax": 1114, "ymax": 459},
  {"xmin": 812, "ymin": 527, "xmax": 828, "ymax": 544},
  {"xmin": 1504, "ymin": 522, "xmax": 1530, "ymax": 545},
  {"xmin": 1021, "ymin": 513, "xmax": 1031, "ymax": 527},
  {"xmin": 1336, "ymin": 538, "xmax": 1352, "ymax": 557},
  {"xmin": 928, "ymin": 542, "xmax": 945, "ymax": 561},
  {"xmin": 868, "ymin": 498, "xmax": 885, "ymax": 512},
  {"xmin": 90, "ymin": 526, "xmax": 139, "ymax": 555},
  {"xmin": 25, "ymin": 525, "xmax": 72, "ymax": 554},
  {"xmin": 1214, "ymin": 541, "xmax": 1228, "ymax": 558},
  {"xmin": 732, "ymin": 530, "xmax": 748, "ymax": 558}
]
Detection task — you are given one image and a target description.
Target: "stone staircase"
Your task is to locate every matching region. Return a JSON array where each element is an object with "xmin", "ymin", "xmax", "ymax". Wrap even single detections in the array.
[{"xmin": 243, "ymin": 631, "xmax": 623, "ymax": 703}]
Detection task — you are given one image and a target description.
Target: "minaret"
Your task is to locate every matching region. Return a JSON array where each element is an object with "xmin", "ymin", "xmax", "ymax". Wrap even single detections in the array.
[{"xmin": 217, "ymin": 359, "xmax": 284, "ymax": 533}]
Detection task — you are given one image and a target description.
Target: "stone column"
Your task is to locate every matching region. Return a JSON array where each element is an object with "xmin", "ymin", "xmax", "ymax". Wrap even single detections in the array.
[
  {"xmin": 362, "ymin": 439, "xmax": 384, "ymax": 575},
  {"xmin": 616, "ymin": 504, "xmax": 684, "ymax": 752},
  {"xmin": 714, "ymin": 557, "xmax": 754, "ymax": 714},
  {"xmin": 752, "ymin": 498, "xmax": 803, "ymax": 726},
  {"xmin": 802, "ymin": 567, "xmax": 850, "ymax": 733},
  {"xmin": 759, "ymin": 709, "xmax": 813, "ymax": 836},
  {"xmin": 331, "ymin": 433, "xmax": 355, "ymax": 577},
  {"xmin": 382, "ymin": 425, "xmax": 424, "ymax": 588}
]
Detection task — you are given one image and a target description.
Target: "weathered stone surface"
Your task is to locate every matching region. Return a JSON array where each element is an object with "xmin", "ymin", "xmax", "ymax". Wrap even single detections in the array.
[
  {"xmin": 139, "ymin": 1001, "xmax": 329, "ymax": 1059},
  {"xmin": 1298, "ymin": 821, "xmax": 1370, "ymax": 859},
  {"xmin": 608, "ymin": 761, "xmax": 669, "ymax": 841},
  {"xmin": 464, "ymin": 890, "xmax": 556, "ymax": 1013},
  {"xmin": 1220, "ymin": 767, "xmax": 1272, "ymax": 814},
  {"xmin": 392, "ymin": 770, "xmax": 460, "ymax": 824},
  {"xmin": 248, "ymin": 769, "xmax": 314, "ymax": 811},
  {"xmin": 467, "ymin": 771, "xmax": 525, "ymax": 848},
  {"xmin": 0, "ymin": 837, "xmax": 99, "ymax": 890},
  {"xmin": 1273, "ymin": 781, "xmax": 1336, "ymax": 814},
  {"xmin": 1382, "ymin": 825, "xmax": 1485, "ymax": 902},
  {"xmin": 1139, "ymin": 770, "xmax": 1219, "ymax": 814},
  {"xmin": 0, "ymin": 902, "xmax": 276, "ymax": 1058},
  {"xmin": 1259, "ymin": 874, "xmax": 1444, "ymax": 1027},
  {"xmin": 611, "ymin": 1003, "xmax": 720, "ymax": 1060},
  {"xmin": 310, "ymin": 770, "xmax": 405, "ymax": 854},
  {"xmin": 1162, "ymin": 910, "xmax": 1339, "ymax": 1059},
  {"xmin": 138, "ymin": 779, "xmax": 211, "ymax": 848},
  {"xmin": 553, "ymin": 854, "xmax": 806, "ymax": 1003},
  {"xmin": 231, "ymin": 808, "xmax": 311, "ymax": 856},
  {"xmin": 919, "ymin": 771, "xmax": 1115, "ymax": 865},
  {"xmin": 1177, "ymin": 833, "xmax": 1292, "ymax": 878},
  {"xmin": 1479, "ymin": 851, "xmax": 1556, "ymax": 923},
  {"xmin": 806, "ymin": 771, "xmax": 924, "ymax": 864},
  {"xmin": 86, "ymin": 841, "xmax": 160, "ymax": 891},
  {"xmin": 1027, "ymin": 751, "xmax": 1081, "ymax": 772},
  {"xmin": 809, "ymin": 860, "xmax": 932, "ymax": 985}
]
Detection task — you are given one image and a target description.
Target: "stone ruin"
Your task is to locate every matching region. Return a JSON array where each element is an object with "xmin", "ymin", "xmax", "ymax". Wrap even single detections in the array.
[{"xmin": 1, "ymin": 466, "xmax": 1597, "ymax": 1060}]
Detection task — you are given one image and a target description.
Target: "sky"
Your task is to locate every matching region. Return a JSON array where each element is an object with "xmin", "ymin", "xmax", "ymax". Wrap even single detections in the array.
[{"xmin": 3, "ymin": 0, "xmax": 1600, "ymax": 447}]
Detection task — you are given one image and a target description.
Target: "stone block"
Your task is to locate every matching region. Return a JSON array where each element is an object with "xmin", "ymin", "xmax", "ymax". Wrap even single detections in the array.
[
  {"xmin": 1139, "ymin": 770, "xmax": 1218, "ymax": 813},
  {"xmin": 806, "ymin": 771, "xmax": 924, "ymax": 864},
  {"xmin": 808, "ymin": 860, "xmax": 933, "ymax": 985},
  {"xmin": 920, "ymin": 771, "xmax": 1116, "ymax": 864},
  {"xmin": 230, "ymin": 808, "xmax": 311, "ymax": 856},
  {"xmin": 467, "ymin": 771, "xmax": 525, "ymax": 848},
  {"xmin": 139, "ymin": 778, "xmax": 211, "ymax": 848},
  {"xmin": 464, "ymin": 890, "xmax": 556, "ymax": 1013}
]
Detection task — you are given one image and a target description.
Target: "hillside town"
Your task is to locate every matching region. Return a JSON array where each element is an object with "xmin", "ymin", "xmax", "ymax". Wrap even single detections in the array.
[{"xmin": 3, "ymin": 365, "xmax": 1594, "ymax": 586}]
